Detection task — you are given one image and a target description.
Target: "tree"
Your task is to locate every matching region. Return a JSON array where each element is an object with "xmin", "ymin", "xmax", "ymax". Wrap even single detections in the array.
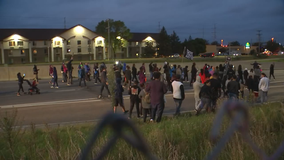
[
  {"xmin": 266, "ymin": 40, "xmax": 280, "ymax": 53},
  {"xmin": 218, "ymin": 47, "xmax": 227, "ymax": 53},
  {"xmin": 95, "ymin": 19, "xmax": 132, "ymax": 58},
  {"xmin": 230, "ymin": 41, "xmax": 240, "ymax": 46},
  {"xmin": 193, "ymin": 38, "xmax": 207, "ymax": 55},
  {"xmin": 211, "ymin": 41, "xmax": 220, "ymax": 46},
  {"xmin": 157, "ymin": 26, "xmax": 171, "ymax": 56},
  {"xmin": 143, "ymin": 41, "xmax": 156, "ymax": 58},
  {"xmin": 170, "ymin": 31, "xmax": 182, "ymax": 54}
]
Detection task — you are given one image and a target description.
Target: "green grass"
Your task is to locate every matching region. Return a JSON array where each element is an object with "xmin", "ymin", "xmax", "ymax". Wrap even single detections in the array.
[
  {"xmin": 1, "ymin": 102, "xmax": 284, "ymax": 159},
  {"xmin": 1, "ymin": 55, "xmax": 284, "ymax": 66}
]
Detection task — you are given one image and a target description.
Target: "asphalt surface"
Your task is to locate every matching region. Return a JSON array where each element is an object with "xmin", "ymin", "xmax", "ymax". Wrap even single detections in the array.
[{"xmin": 0, "ymin": 69, "xmax": 283, "ymax": 127}]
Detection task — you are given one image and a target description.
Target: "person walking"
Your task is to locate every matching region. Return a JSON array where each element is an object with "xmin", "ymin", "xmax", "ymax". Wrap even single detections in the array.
[
  {"xmin": 124, "ymin": 65, "xmax": 132, "ymax": 88},
  {"xmin": 132, "ymin": 64, "xmax": 138, "ymax": 82},
  {"xmin": 149, "ymin": 62, "xmax": 154, "ymax": 80},
  {"xmin": 139, "ymin": 83, "xmax": 151, "ymax": 122},
  {"xmin": 146, "ymin": 72, "xmax": 168, "ymax": 122},
  {"xmin": 259, "ymin": 73, "xmax": 269, "ymax": 103},
  {"xmin": 51, "ymin": 66, "xmax": 59, "ymax": 88},
  {"xmin": 209, "ymin": 73, "xmax": 222, "ymax": 112},
  {"xmin": 128, "ymin": 80, "xmax": 141, "ymax": 119},
  {"xmin": 138, "ymin": 67, "xmax": 146, "ymax": 85},
  {"xmin": 269, "ymin": 63, "xmax": 275, "ymax": 79},
  {"xmin": 183, "ymin": 66, "xmax": 189, "ymax": 82},
  {"xmin": 199, "ymin": 69, "xmax": 206, "ymax": 84},
  {"xmin": 253, "ymin": 66, "xmax": 261, "ymax": 80},
  {"xmin": 33, "ymin": 65, "xmax": 39, "ymax": 82},
  {"xmin": 66, "ymin": 57, "xmax": 73, "ymax": 85},
  {"xmin": 98, "ymin": 67, "xmax": 111, "ymax": 99},
  {"xmin": 49, "ymin": 65, "xmax": 53, "ymax": 85},
  {"xmin": 62, "ymin": 63, "xmax": 68, "ymax": 83},
  {"xmin": 193, "ymin": 76, "xmax": 203, "ymax": 109},
  {"xmin": 17, "ymin": 72, "xmax": 25, "ymax": 96},
  {"xmin": 78, "ymin": 66, "xmax": 86, "ymax": 87},
  {"xmin": 227, "ymin": 75, "xmax": 240, "ymax": 99},
  {"xmin": 196, "ymin": 80, "xmax": 212, "ymax": 115},
  {"xmin": 113, "ymin": 78, "xmax": 128, "ymax": 114},
  {"xmin": 93, "ymin": 63, "xmax": 101, "ymax": 84},
  {"xmin": 243, "ymin": 68, "xmax": 249, "ymax": 85},
  {"xmin": 190, "ymin": 63, "xmax": 197, "ymax": 85},
  {"xmin": 171, "ymin": 75, "xmax": 185, "ymax": 116},
  {"xmin": 238, "ymin": 65, "xmax": 243, "ymax": 83},
  {"xmin": 84, "ymin": 63, "xmax": 91, "ymax": 81}
]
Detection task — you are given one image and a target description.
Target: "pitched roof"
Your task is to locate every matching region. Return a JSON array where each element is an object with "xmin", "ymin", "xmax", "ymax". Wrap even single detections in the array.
[
  {"xmin": 128, "ymin": 32, "xmax": 159, "ymax": 42},
  {"xmin": 0, "ymin": 29, "xmax": 68, "ymax": 40}
]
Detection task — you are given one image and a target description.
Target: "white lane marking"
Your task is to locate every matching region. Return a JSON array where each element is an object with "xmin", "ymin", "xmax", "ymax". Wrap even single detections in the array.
[
  {"xmin": 54, "ymin": 89, "xmax": 77, "ymax": 92},
  {"xmin": 0, "ymin": 98, "xmax": 100, "ymax": 109}
]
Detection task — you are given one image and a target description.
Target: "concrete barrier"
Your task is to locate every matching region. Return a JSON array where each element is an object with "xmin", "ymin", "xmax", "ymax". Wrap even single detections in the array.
[{"xmin": 0, "ymin": 61, "xmax": 282, "ymax": 81}]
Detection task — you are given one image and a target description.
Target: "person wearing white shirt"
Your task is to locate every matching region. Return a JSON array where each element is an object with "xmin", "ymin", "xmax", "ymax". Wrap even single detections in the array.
[{"xmin": 258, "ymin": 73, "xmax": 270, "ymax": 103}]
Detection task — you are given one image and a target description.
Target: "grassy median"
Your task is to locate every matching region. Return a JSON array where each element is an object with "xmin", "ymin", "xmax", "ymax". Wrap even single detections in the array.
[{"xmin": 0, "ymin": 102, "xmax": 284, "ymax": 160}]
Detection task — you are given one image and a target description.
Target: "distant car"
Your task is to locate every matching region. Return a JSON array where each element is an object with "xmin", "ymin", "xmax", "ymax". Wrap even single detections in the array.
[
  {"xmin": 200, "ymin": 52, "xmax": 215, "ymax": 58},
  {"xmin": 169, "ymin": 53, "xmax": 180, "ymax": 58}
]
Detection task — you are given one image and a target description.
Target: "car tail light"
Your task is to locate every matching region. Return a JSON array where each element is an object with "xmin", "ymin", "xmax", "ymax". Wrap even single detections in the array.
[{"xmin": 212, "ymin": 53, "xmax": 215, "ymax": 56}]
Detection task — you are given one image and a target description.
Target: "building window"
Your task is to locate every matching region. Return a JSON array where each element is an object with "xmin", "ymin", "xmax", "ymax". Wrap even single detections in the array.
[
  {"xmin": 78, "ymin": 48, "xmax": 81, "ymax": 53},
  {"xmin": 88, "ymin": 40, "xmax": 92, "ymax": 45},
  {"xmin": 77, "ymin": 40, "xmax": 81, "ymax": 45},
  {"xmin": 9, "ymin": 41, "xmax": 15, "ymax": 46},
  {"xmin": 33, "ymin": 49, "xmax": 37, "ymax": 54},
  {"xmin": 9, "ymin": 50, "xmax": 13, "ymax": 56},
  {"xmin": 67, "ymin": 49, "xmax": 71, "ymax": 53},
  {"xmin": 21, "ymin": 50, "xmax": 25, "ymax": 55},
  {"xmin": 88, "ymin": 47, "xmax": 92, "ymax": 52},
  {"xmin": 44, "ymin": 48, "xmax": 48, "ymax": 54},
  {"xmin": 33, "ymin": 41, "xmax": 36, "ymax": 46},
  {"xmin": 44, "ymin": 41, "xmax": 47, "ymax": 45},
  {"xmin": 136, "ymin": 42, "xmax": 139, "ymax": 46},
  {"xmin": 67, "ymin": 40, "xmax": 71, "ymax": 45},
  {"xmin": 17, "ymin": 41, "xmax": 23, "ymax": 46},
  {"xmin": 55, "ymin": 41, "xmax": 61, "ymax": 46},
  {"xmin": 97, "ymin": 40, "xmax": 102, "ymax": 45}
]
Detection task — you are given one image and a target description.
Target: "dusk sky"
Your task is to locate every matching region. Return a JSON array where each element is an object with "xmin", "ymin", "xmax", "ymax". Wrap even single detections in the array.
[{"xmin": 0, "ymin": 0, "xmax": 283, "ymax": 45}]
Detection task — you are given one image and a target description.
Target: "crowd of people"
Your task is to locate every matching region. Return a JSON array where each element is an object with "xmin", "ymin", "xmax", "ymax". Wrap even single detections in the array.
[{"xmin": 16, "ymin": 58, "xmax": 273, "ymax": 123}]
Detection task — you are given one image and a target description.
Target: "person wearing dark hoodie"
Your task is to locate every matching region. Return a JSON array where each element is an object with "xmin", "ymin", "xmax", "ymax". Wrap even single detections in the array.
[
  {"xmin": 98, "ymin": 66, "xmax": 111, "ymax": 99},
  {"xmin": 190, "ymin": 63, "xmax": 197, "ymax": 85},
  {"xmin": 17, "ymin": 72, "xmax": 25, "ymax": 96},
  {"xmin": 78, "ymin": 65, "xmax": 86, "ymax": 87},
  {"xmin": 132, "ymin": 64, "xmax": 138, "ymax": 82},
  {"xmin": 51, "ymin": 66, "xmax": 59, "ymax": 88},
  {"xmin": 113, "ymin": 78, "xmax": 128, "ymax": 114},
  {"xmin": 93, "ymin": 63, "xmax": 101, "ymax": 84},
  {"xmin": 128, "ymin": 80, "xmax": 141, "ymax": 118},
  {"xmin": 227, "ymin": 75, "xmax": 240, "ymax": 99},
  {"xmin": 66, "ymin": 57, "xmax": 73, "ymax": 85},
  {"xmin": 123, "ymin": 65, "xmax": 132, "ymax": 87},
  {"xmin": 197, "ymin": 80, "xmax": 212, "ymax": 115}
]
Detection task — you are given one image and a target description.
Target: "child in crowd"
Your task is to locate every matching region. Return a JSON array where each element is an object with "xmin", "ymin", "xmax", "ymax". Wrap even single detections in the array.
[{"xmin": 139, "ymin": 83, "xmax": 151, "ymax": 122}]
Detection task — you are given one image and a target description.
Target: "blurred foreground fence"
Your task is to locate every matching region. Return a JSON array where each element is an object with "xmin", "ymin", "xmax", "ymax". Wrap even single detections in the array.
[{"xmin": 79, "ymin": 100, "xmax": 284, "ymax": 160}]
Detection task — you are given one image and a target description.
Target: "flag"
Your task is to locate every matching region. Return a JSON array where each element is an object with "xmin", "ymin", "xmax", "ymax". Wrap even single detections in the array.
[{"xmin": 185, "ymin": 49, "xmax": 193, "ymax": 60}]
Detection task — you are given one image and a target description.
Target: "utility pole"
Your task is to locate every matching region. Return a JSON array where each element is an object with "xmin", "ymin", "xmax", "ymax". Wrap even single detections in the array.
[
  {"xmin": 257, "ymin": 30, "xmax": 262, "ymax": 53},
  {"xmin": 108, "ymin": 19, "xmax": 110, "ymax": 61},
  {"xmin": 64, "ymin": 17, "xmax": 66, "ymax": 29}
]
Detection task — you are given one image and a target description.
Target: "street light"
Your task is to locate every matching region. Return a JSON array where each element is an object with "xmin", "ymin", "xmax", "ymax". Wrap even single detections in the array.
[
  {"xmin": 116, "ymin": 36, "xmax": 121, "ymax": 40},
  {"xmin": 271, "ymin": 37, "xmax": 274, "ymax": 42}
]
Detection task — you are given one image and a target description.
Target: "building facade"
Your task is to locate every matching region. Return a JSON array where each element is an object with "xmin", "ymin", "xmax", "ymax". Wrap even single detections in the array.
[
  {"xmin": 0, "ymin": 25, "xmax": 106, "ymax": 64},
  {"xmin": 204, "ymin": 44, "xmax": 258, "ymax": 55}
]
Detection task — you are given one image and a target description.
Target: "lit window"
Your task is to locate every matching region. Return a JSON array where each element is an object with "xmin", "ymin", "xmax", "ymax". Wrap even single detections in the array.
[
  {"xmin": 67, "ymin": 40, "xmax": 71, "ymax": 45},
  {"xmin": 9, "ymin": 41, "xmax": 15, "ymax": 46},
  {"xmin": 33, "ymin": 41, "xmax": 36, "ymax": 46},
  {"xmin": 78, "ymin": 48, "xmax": 81, "ymax": 53},
  {"xmin": 21, "ymin": 50, "xmax": 25, "ymax": 54},
  {"xmin": 97, "ymin": 40, "xmax": 102, "ymax": 45},
  {"xmin": 33, "ymin": 50, "xmax": 37, "ymax": 54},
  {"xmin": 88, "ymin": 40, "xmax": 91, "ymax": 45},
  {"xmin": 136, "ymin": 42, "xmax": 139, "ymax": 46},
  {"xmin": 77, "ymin": 40, "xmax": 81, "ymax": 45},
  {"xmin": 17, "ymin": 41, "xmax": 23, "ymax": 46},
  {"xmin": 56, "ymin": 41, "xmax": 61, "ymax": 45},
  {"xmin": 67, "ymin": 49, "xmax": 71, "ymax": 53}
]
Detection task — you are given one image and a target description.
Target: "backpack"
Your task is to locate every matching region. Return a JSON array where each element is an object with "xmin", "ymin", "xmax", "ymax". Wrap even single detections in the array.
[{"xmin": 144, "ymin": 91, "xmax": 151, "ymax": 104}]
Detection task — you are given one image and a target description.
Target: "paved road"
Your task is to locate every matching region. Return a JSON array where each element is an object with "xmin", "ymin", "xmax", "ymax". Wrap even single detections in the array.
[{"xmin": 0, "ymin": 69, "xmax": 283, "ymax": 127}]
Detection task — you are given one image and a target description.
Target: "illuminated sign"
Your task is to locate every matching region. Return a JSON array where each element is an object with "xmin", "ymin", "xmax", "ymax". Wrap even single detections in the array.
[{"xmin": 245, "ymin": 42, "xmax": 250, "ymax": 49}]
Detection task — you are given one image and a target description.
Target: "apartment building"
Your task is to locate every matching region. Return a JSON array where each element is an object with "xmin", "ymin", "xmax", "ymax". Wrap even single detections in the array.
[{"xmin": 0, "ymin": 25, "xmax": 105, "ymax": 64}]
